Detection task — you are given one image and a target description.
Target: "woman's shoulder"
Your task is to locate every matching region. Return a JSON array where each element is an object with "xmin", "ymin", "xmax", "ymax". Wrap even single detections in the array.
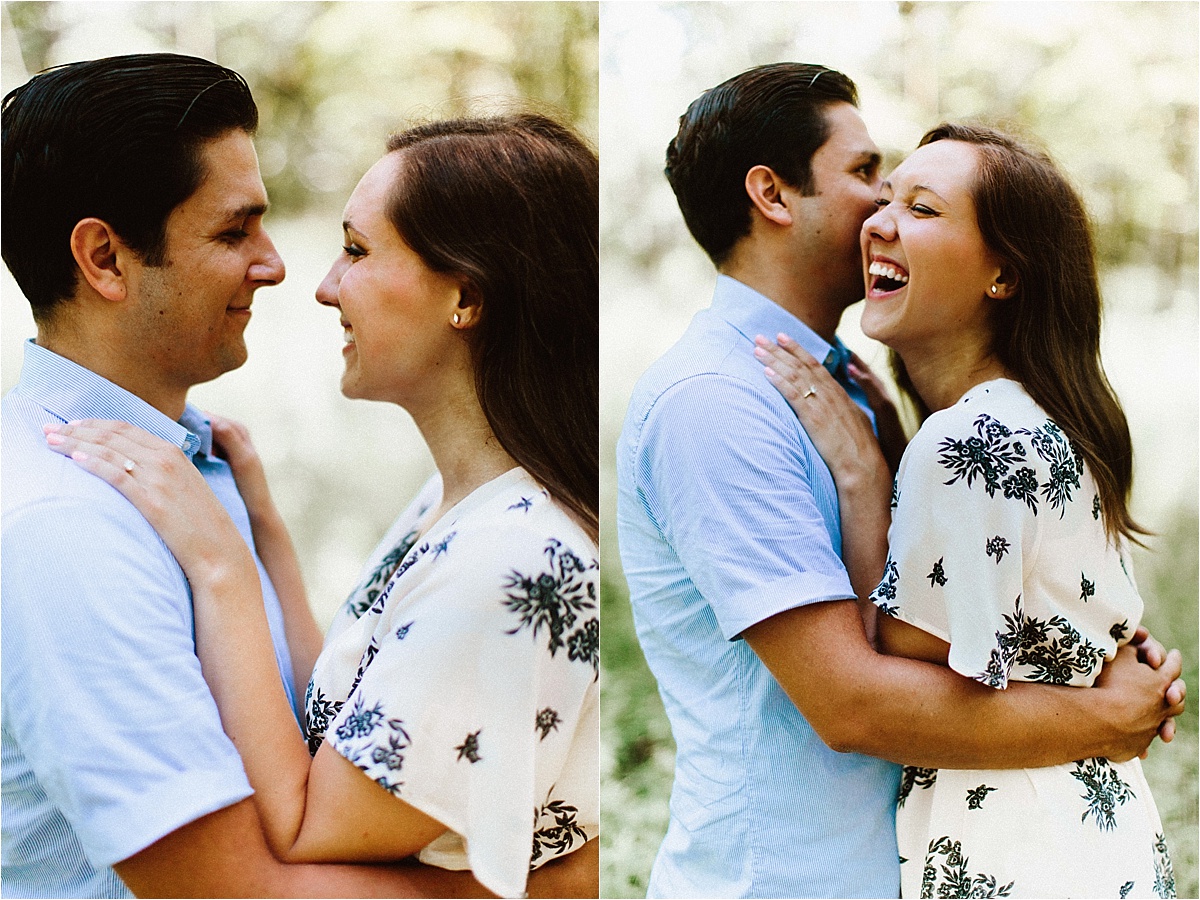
[
  {"xmin": 900, "ymin": 379, "xmax": 1084, "ymax": 501},
  {"xmin": 456, "ymin": 468, "xmax": 598, "ymax": 559},
  {"xmin": 906, "ymin": 379, "xmax": 1052, "ymax": 453}
]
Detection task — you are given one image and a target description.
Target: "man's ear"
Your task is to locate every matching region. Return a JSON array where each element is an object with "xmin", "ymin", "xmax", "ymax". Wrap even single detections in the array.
[
  {"xmin": 744, "ymin": 165, "xmax": 793, "ymax": 227},
  {"xmin": 450, "ymin": 279, "xmax": 484, "ymax": 330},
  {"xmin": 69, "ymin": 218, "xmax": 130, "ymax": 303}
]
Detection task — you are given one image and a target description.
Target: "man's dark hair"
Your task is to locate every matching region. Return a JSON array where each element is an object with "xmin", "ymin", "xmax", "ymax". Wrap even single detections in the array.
[
  {"xmin": 2, "ymin": 53, "xmax": 259, "ymax": 321},
  {"xmin": 664, "ymin": 63, "xmax": 859, "ymax": 266}
]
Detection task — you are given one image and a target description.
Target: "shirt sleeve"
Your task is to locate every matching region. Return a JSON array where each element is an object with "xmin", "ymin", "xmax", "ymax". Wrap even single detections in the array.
[
  {"xmin": 871, "ymin": 408, "xmax": 1040, "ymax": 689},
  {"xmin": 324, "ymin": 520, "xmax": 598, "ymax": 899},
  {"xmin": 1, "ymin": 494, "xmax": 253, "ymax": 867},
  {"xmin": 635, "ymin": 372, "xmax": 854, "ymax": 639}
]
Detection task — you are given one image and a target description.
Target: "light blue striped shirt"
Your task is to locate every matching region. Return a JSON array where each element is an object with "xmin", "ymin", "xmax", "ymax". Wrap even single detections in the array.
[
  {"xmin": 2, "ymin": 340, "xmax": 297, "ymax": 898},
  {"xmin": 617, "ymin": 276, "xmax": 902, "ymax": 898}
]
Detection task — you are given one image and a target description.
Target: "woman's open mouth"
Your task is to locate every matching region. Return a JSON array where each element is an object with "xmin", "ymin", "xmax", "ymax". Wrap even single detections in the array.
[{"xmin": 868, "ymin": 259, "xmax": 909, "ymax": 295}]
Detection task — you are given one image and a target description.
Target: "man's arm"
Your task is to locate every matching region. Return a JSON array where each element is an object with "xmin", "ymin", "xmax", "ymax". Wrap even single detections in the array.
[
  {"xmin": 743, "ymin": 598, "xmax": 1184, "ymax": 769},
  {"xmin": 114, "ymin": 799, "xmax": 598, "ymax": 898}
]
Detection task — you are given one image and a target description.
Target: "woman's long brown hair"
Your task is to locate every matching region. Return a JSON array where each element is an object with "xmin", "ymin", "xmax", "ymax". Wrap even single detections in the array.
[
  {"xmin": 385, "ymin": 114, "xmax": 599, "ymax": 540},
  {"xmin": 895, "ymin": 123, "xmax": 1146, "ymax": 544}
]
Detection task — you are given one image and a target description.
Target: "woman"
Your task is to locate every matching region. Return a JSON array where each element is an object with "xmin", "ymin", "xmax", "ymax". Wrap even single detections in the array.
[
  {"xmin": 758, "ymin": 124, "xmax": 1174, "ymax": 898},
  {"xmin": 46, "ymin": 113, "xmax": 599, "ymax": 899}
]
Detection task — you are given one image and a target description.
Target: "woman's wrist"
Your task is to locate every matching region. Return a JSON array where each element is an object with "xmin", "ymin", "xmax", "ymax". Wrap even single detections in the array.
[
  {"xmin": 831, "ymin": 447, "xmax": 891, "ymax": 498},
  {"xmin": 190, "ymin": 541, "xmax": 260, "ymax": 598}
]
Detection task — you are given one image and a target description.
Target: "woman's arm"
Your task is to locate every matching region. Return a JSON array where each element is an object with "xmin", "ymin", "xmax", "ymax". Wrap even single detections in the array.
[
  {"xmin": 46, "ymin": 420, "xmax": 447, "ymax": 863},
  {"xmin": 756, "ymin": 334, "xmax": 893, "ymax": 644},
  {"xmin": 207, "ymin": 413, "xmax": 324, "ymax": 687}
]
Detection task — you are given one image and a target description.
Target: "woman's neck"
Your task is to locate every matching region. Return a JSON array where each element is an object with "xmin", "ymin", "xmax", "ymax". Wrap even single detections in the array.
[
  {"xmin": 413, "ymin": 386, "xmax": 519, "ymax": 523},
  {"xmin": 900, "ymin": 342, "xmax": 1012, "ymax": 413}
]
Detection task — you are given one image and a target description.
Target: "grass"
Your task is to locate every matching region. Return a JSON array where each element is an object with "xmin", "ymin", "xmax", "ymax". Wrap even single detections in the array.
[{"xmin": 600, "ymin": 508, "xmax": 1199, "ymax": 899}]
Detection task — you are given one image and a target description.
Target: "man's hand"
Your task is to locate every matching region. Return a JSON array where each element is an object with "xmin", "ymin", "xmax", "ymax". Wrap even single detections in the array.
[
  {"xmin": 1129, "ymin": 626, "xmax": 1187, "ymax": 745},
  {"xmin": 1091, "ymin": 640, "xmax": 1185, "ymax": 762}
]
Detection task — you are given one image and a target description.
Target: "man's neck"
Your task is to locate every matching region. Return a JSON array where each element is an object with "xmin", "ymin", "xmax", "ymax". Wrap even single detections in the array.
[
  {"xmin": 36, "ymin": 326, "xmax": 188, "ymax": 422},
  {"xmin": 719, "ymin": 255, "xmax": 842, "ymax": 344}
]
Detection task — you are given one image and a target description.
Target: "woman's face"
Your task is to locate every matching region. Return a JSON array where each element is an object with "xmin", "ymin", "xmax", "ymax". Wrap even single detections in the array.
[
  {"xmin": 858, "ymin": 139, "xmax": 1004, "ymax": 358},
  {"xmin": 316, "ymin": 151, "xmax": 467, "ymax": 408}
]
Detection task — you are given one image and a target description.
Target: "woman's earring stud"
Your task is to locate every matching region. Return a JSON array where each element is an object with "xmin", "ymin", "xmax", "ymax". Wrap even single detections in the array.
[
  {"xmin": 990, "ymin": 285, "xmax": 998, "ymax": 295},
  {"xmin": 453, "ymin": 313, "xmax": 461, "ymax": 325}
]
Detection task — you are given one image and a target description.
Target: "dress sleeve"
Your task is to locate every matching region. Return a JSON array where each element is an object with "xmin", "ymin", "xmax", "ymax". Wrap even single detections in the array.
[
  {"xmin": 0, "ymin": 495, "xmax": 253, "ymax": 866},
  {"xmin": 635, "ymin": 372, "xmax": 854, "ymax": 640},
  {"xmin": 871, "ymin": 408, "xmax": 1041, "ymax": 689},
  {"xmin": 324, "ymin": 519, "xmax": 598, "ymax": 898}
]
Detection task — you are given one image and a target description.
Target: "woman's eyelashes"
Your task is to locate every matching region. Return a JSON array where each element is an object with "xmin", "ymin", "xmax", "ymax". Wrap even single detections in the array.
[
  {"xmin": 872, "ymin": 197, "xmax": 939, "ymax": 217},
  {"xmin": 343, "ymin": 241, "xmax": 366, "ymax": 259}
]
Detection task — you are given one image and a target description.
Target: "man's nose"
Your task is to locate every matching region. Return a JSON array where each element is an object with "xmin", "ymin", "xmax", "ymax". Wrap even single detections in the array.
[{"xmin": 250, "ymin": 233, "xmax": 286, "ymax": 286}]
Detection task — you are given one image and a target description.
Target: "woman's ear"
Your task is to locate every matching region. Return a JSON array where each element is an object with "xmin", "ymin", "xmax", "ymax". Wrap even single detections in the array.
[
  {"xmin": 70, "ymin": 218, "xmax": 129, "ymax": 303},
  {"xmin": 450, "ymin": 280, "xmax": 484, "ymax": 329},
  {"xmin": 744, "ymin": 165, "xmax": 793, "ymax": 227},
  {"xmin": 989, "ymin": 264, "xmax": 1019, "ymax": 301}
]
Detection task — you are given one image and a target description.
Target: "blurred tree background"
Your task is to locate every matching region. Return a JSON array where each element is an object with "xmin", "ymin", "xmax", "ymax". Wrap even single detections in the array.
[
  {"xmin": 600, "ymin": 2, "xmax": 1197, "ymax": 897},
  {"xmin": 1, "ymin": 0, "xmax": 597, "ymax": 628}
]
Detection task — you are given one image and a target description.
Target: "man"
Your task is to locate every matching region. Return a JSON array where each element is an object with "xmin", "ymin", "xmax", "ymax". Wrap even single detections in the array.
[
  {"xmin": 1, "ymin": 53, "xmax": 595, "ymax": 898},
  {"xmin": 616, "ymin": 62, "xmax": 1184, "ymax": 898}
]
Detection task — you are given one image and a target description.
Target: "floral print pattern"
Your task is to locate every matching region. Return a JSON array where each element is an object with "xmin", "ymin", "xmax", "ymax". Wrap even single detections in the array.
[
  {"xmin": 877, "ymin": 381, "xmax": 1171, "ymax": 899},
  {"xmin": 302, "ymin": 469, "xmax": 597, "ymax": 898}
]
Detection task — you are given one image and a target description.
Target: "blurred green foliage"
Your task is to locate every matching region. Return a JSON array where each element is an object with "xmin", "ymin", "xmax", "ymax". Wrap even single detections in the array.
[{"xmin": 4, "ymin": 0, "xmax": 598, "ymax": 218}]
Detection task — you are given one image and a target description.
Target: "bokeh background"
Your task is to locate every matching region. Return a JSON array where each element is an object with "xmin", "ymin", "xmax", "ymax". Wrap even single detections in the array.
[
  {"xmin": 599, "ymin": 2, "xmax": 1198, "ymax": 897},
  {"xmin": 1, "ymin": 0, "xmax": 598, "ymax": 630}
]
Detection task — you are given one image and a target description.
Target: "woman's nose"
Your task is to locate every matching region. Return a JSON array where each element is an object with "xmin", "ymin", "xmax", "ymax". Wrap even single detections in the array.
[
  {"xmin": 315, "ymin": 255, "xmax": 348, "ymax": 308},
  {"xmin": 863, "ymin": 206, "xmax": 895, "ymax": 242}
]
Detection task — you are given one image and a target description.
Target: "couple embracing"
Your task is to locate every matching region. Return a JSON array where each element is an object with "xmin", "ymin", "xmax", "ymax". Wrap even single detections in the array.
[
  {"xmin": 617, "ymin": 63, "xmax": 1184, "ymax": 899},
  {"xmin": 3, "ymin": 54, "xmax": 597, "ymax": 897}
]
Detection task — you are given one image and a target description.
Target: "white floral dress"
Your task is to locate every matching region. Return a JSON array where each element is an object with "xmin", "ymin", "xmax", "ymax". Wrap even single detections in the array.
[
  {"xmin": 303, "ymin": 467, "xmax": 598, "ymax": 899},
  {"xmin": 872, "ymin": 379, "xmax": 1174, "ymax": 899}
]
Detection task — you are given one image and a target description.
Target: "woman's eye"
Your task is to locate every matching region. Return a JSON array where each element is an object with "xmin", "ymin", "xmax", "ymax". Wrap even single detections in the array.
[
  {"xmin": 873, "ymin": 198, "xmax": 890, "ymax": 209},
  {"xmin": 343, "ymin": 243, "xmax": 366, "ymax": 259},
  {"xmin": 911, "ymin": 204, "xmax": 937, "ymax": 216}
]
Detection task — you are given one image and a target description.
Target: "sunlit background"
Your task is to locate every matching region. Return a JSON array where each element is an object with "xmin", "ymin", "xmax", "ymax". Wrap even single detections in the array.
[
  {"xmin": 2, "ymin": 0, "xmax": 598, "ymax": 629},
  {"xmin": 599, "ymin": 2, "xmax": 1198, "ymax": 896}
]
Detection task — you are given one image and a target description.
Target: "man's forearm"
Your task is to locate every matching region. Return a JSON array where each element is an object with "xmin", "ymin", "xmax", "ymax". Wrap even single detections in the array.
[
  {"xmin": 744, "ymin": 600, "xmax": 1174, "ymax": 769},
  {"xmin": 116, "ymin": 798, "xmax": 597, "ymax": 898}
]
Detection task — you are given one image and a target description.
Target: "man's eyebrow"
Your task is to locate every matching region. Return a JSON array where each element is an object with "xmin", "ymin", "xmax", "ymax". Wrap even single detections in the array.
[
  {"xmin": 218, "ymin": 202, "xmax": 268, "ymax": 225},
  {"xmin": 859, "ymin": 150, "xmax": 882, "ymax": 167}
]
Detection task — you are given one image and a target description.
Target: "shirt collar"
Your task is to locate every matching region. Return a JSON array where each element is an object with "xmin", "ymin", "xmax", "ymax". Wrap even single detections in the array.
[
  {"xmin": 15, "ymin": 339, "xmax": 204, "ymax": 459},
  {"xmin": 711, "ymin": 275, "xmax": 852, "ymax": 379}
]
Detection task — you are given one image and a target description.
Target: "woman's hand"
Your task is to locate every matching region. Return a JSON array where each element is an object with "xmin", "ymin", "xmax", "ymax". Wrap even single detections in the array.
[
  {"xmin": 208, "ymin": 413, "xmax": 274, "ymax": 524},
  {"xmin": 44, "ymin": 419, "xmax": 254, "ymax": 584},
  {"xmin": 755, "ymin": 334, "xmax": 890, "ymax": 495},
  {"xmin": 847, "ymin": 352, "xmax": 908, "ymax": 475}
]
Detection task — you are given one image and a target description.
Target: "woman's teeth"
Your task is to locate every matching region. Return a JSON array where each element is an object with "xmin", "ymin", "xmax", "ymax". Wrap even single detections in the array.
[{"xmin": 868, "ymin": 260, "xmax": 909, "ymax": 284}]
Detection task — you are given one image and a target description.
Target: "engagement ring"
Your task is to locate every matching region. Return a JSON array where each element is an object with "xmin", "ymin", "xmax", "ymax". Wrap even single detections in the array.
[
  {"xmin": 803, "ymin": 386, "xmax": 817, "ymax": 399},
  {"xmin": 123, "ymin": 459, "xmax": 136, "ymax": 474}
]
